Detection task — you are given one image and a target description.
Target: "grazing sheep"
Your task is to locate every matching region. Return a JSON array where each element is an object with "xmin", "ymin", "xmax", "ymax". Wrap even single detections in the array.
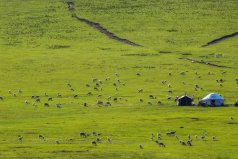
[
  {"xmin": 55, "ymin": 140, "xmax": 60, "ymax": 144},
  {"xmin": 107, "ymin": 96, "xmax": 112, "ymax": 101},
  {"xmin": 98, "ymin": 94, "xmax": 102, "ymax": 97},
  {"xmin": 96, "ymin": 137, "xmax": 102, "ymax": 143},
  {"xmin": 115, "ymin": 73, "xmax": 119, "ymax": 77},
  {"xmin": 201, "ymin": 135, "xmax": 205, "ymax": 140},
  {"xmin": 136, "ymin": 73, "xmax": 141, "ymax": 76},
  {"xmin": 180, "ymin": 140, "xmax": 186, "ymax": 145},
  {"xmin": 139, "ymin": 144, "xmax": 143, "ymax": 149},
  {"xmin": 187, "ymin": 135, "xmax": 191, "ymax": 140},
  {"xmin": 92, "ymin": 78, "xmax": 98, "ymax": 83},
  {"xmin": 157, "ymin": 133, "xmax": 161, "ymax": 140},
  {"xmin": 151, "ymin": 133, "xmax": 155, "ymax": 140},
  {"xmin": 44, "ymin": 92, "xmax": 48, "ymax": 97},
  {"xmin": 162, "ymin": 80, "xmax": 167, "ymax": 84},
  {"xmin": 166, "ymin": 131, "xmax": 176, "ymax": 135},
  {"xmin": 159, "ymin": 142, "xmax": 166, "ymax": 147},
  {"xmin": 168, "ymin": 84, "xmax": 172, "ymax": 88},
  {"xmin": 167, "ymin": 96, "xmax": 171, "ymax": 100},
  {"xmin": 8, "ymin": 90, "xmax": 12, "ymax": 94},
  {"xmin": 87, "ymin": 92, "xmax": 92, "ymax": 96},
  {"xmin": 80, "ymin": 132, "xmax": 87, "ymax": 138},
  {"xmin": 92, "ymin": 131, "xmax": 97, "ymax": 136},
  {"xmin": 39, "ymin": 134, "xmax": 44, "ymax": 140},
  {"xmin": 149, "ymin": 95, "xmax": 156, "ymax": 99},
  {"xmin": 169, "ymin": 72, "xmax": 172, "ymax": 76},
  {"xmin": 180, "ymin": 71, "xmax": 186, "ymax": 75},
  {"xmin": 113, "ymin": 97, "xmax": 118, "ymax": 101},
  {"xmin": 18, "ymin": 89, "xmax": 22, "ymax": 94},
  {"xmin": 56, "ymin": 103, "xmax": 61, "ymax": 108},
  {"xmin": 94, "ymin": 87, "xmax": 99, "ymax": 91},
  {"xmin": 48, "ymin": 97, "xmax": 53, "ymax": 101},
  {"xmin": 168, "ymin": 90, "xmax": 173, "ymax": 93},
  {"xmin": 157, "ymin": 101, "xmax": 162, "ymax": 105},
  {"xmin": 138, "ymin": 89, "xmax": 143, "ymax": 93},
  {"xmin": 105, "ymin": 102, "xmax": 111, "ymax": 106},
  {"xmin": 92, "ymin": 140, "xmax": 97, "ymax": 145},
  {"xmin": 212, "ymin": 136, "xmax": 216, "ymax": 140},
  {"xmin": 70, "ymin": 88, "xmax": 75, "ymax": 91},
  {"xmin": 195, "ymin": 135, "xmax": 198, "ymax": 140},
  {"xmin": 74, "ymin": 94, "xmax": 78, "ymax": 98},
  {"xmin": 84, "ymin": 103, "xmax": 87, "ymax": 107},
  {"xmin": 13, "ymin": 94, "xmax": 17, "ymax": 97},
  {"xmin": 147, "ymin": 101, "xmax": 152, "ymax": 105},
  {"xmin": 106, "ymin": 77, "xmax": 110, "ymax": 81},
  {"xmin": 187, "ymin": 140, "xmax": 192, "ymax": 146},
  {"xmin": 57, "ymin": 93, "xmax": 62, "ymax": 98},
  {"xmin": 67, "ymin": 83, "xmax": 72, "ymax": 87},
  {"xmin": 139, "ymin": 99, "xmax": 144, "ymax": 102},
  {"xmin": 18, "ymin": 135, "xmax": 23, "ymax": 143},
  {"xmin": 36, "ymin": 98, "xmax": 41, "ymax": 102},
  {"xmin": 44, "ymin": 103, "xmax": 49, "ymax": 107},
  {"xmin": 86, "ymin": 83, "xmax": 90, "ymax": 87},
  {"xmin": 107, "ymin": 137, "xmax": 111, "ymax": 143},
  {"xmin": 97, "ymin": 100, "xmax": 103, "ymax": 105},
  {"xmin": 25, "ymin": 100, "xmax": 29, "ymax": 104},
  {"xmin": 0, "ymin": 96, "xmax": 4, "ymax": 101}
]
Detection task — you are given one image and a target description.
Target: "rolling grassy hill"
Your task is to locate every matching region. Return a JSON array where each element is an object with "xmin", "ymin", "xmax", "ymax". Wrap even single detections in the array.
[{"xmin": 0, "ymin": 0, "xmax": 238, "ymax": 158}]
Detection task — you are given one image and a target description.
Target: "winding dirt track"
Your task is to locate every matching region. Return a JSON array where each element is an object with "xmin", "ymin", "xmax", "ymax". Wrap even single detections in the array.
[
  {"xmin": 179, "ymin": 58, "xmax": 230, "ymax": 68},
  {"xmin": 66, "ymin": 1, "xmax": 142, "ymax": 47},
  {"xmin": 202, "ymin": 32, "xmax": 238, "ymax": 47},
  {"xmin": 73, "ymin": 15, "xmax": 142, "ymax": 47}
]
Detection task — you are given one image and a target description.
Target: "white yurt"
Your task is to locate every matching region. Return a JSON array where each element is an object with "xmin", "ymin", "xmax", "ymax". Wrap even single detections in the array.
[{"xmin": 199, "ymin": 93, "xmax": 224, "ymax": 106}]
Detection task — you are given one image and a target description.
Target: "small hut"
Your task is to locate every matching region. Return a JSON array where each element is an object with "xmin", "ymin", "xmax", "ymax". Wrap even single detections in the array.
[
  {"xmin": 177, "ymin": 95, "xmax": 193, "ymax": 106},
  {"xmin": 199, "ymin": 93, "xmax": 224, "ymax": 106}
]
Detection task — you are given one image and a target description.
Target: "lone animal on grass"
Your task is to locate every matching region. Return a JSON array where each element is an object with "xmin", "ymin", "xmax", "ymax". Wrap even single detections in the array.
[
  {"xmin": 166, "ymin": 131, "xmax": 176, "ymax": 135},
  {"xmin": 180, "ymin": 140, "xmax": 186, "ymax": 146},
  {"xmin": 212, "ymin": 136, "xmax": 216, "ymax": 141},
  {"xmin": 147, "ymin": 101, "xmax": 152, "ymax": 105},
  {"xmin": 105, "ymin": 102, "xmax": 111, "ymax": 106},
  {"xmin": 57, "ymin": 93, "xmax": 62, "ymax": 98},
  {"xmin": 18, "ymin": 89, "xmax": 22, "ymax": 94},
  {"xmin": 48, "ymin": 97, "xmax": 53, "ymax": 101},
  {"xmin": 80, "ymin": 132, "xmax": 87, "ymax": 138},
  {"xmin": 56, "ymin": 103, "xmax": 61, "ymax": 108},
  {"xmin": 39, "ymin": 134, "xmax": 44, "ymax": 140},
  {"xmin": 96, "ymin": 137, "xmax": 102, "ymax": 143},
  {"xmin": 25, "ymin": 100, "xmax": 29, "ymax": 104},
  {"xmin": 139, "ymin": 99, "xmax": 144, "ymax": 102},
  {"xmin": 74, "ymin": 94, "xmax": 78, "ymax": 98},
  {"xmin": 35, "ymin": 97, "xmax": 40, "ymax": 102},
  {"xmin": 18, "ymin": 135, "xmax": 23, "ymax": 143},
  {"xmin": 139, "ymin": 144, "xmax": 143, "ymax": 149},
  {"xmin": 107, "ymin": 137, "xmax": 111, "ymax": 143},
  {"xmin": 44, "ymin": 103, "xmax": 49, "ymax": 107},
  {"xmin": 156, "ymin": 140, "xmax": 166, "ymax": 147},
  {"xmin": 97, "ymin": 100, "xmax": 103, "ymax": 105},
  {"xmin": 138, "ymin": 89, "xmax": 143, "ymax": 93},
  {"xmin": 92, "ymin": 140, "xmax": 97, "ymax": 146},
  {"xmin": 83, "ymin": 103, "xmax": 87, "ymax": 107},
  {"xmin": 0, "ymin": 96, "xmax": 4, "ymax": 101},
  {"xmin": 187, "ymin": 140, "xmax": 192, "ymax": 146},
  {"xmin": 87, "ymin": 92, "xmax": 92, "ymax": 96}
]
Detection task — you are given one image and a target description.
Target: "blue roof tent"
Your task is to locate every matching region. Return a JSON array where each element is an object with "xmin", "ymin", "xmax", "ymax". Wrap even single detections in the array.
[{"xmin": 199, "ymin": 93, "xmax": 224, "ymax": 106}]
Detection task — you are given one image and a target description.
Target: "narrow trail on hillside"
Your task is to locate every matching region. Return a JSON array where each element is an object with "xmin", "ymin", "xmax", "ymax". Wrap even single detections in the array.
[
  {"xmin": 179, "ymin": 57, "xmax": 231, "ymax": 68},
  {"xmin": 66, "ymin": 1, "xmax": 142, "ymax": 47},
  {"xmin": 202, "ymin": 32, "xmax": 238, "ymax": 47}
]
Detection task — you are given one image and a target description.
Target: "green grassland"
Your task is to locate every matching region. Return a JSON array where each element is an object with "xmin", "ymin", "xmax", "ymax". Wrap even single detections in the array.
[{"xmin": 0, "ymin": 0, "xmax": 238, "ymax": 158}]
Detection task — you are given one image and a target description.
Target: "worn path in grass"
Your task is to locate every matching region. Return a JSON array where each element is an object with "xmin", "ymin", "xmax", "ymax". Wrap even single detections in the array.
[{"xmin": 66, "ymin": 1, "xmax": 142, "ymax": 47}]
